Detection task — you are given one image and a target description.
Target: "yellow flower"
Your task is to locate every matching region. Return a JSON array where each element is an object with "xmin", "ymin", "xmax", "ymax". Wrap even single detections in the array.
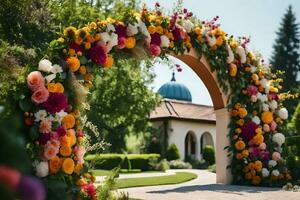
[
  {"xmin": 238, "ymin": 107, "xmax": 248, "ymax": 118},
  {"xmin": 194, "ymin": 27, "xmax": 202, "ymax": 35},
  {"xmin": 216, "ymin": 36, "xmax": 224, "ymax": 46},
  {"xmin": 235, "ymin": 128, "xmax": 242, "ymax": 134},
  {"xmin": 125, "ymin": 37, "xmax": 136, "ymax": 49},
  {"xmin": 62, "ymin": 158, "xmax": 75, "ymax": 175},
  {"xmin": 103, "ymin": 55, "xmax": 114, "ymax": 68},
  {"xmin": 235, "ymin": 140, "xmax": 245, "ymax": 151},
  {"xmin": 67, "ymin": 57, "xmax": 80, "ymax": 72},
  {"xmin": 255, "ymin": 127, "xmax": 262, "ymax": 135},
  {"xmin": 251, "ymin": 74, "xmax": 259, "ymax": 81},
  {"xmin": 254, "ymin": 160, "xmax": 262, "ymax": 171},
  {"xmin": 64, "ymin": 26, "xmax": 77, "ymax": 37},
  {"xmin": 62, "ymin": 114, "xmax": 76, "ymax": 129},
  {"xmin": 261, "ymin": 111, "xmax": 273, "ymax": 124},
  {"xmin": 148, "ymin": 25, "xmax": 156, "ymax": 34},
  {"xmin": 169, "ymin": 41, "xmax": 174, "ymax": 48},
  {"xmin": 242, "ymin": 149, "xmax": 249, "ymax": 158},
  {"xmin": 84, "ymin": 73, "xmax": 92, "ymax": 82},
  {"xmin": 269, "ymin": 86, "xmax": 278, "ymax": 93},
  {"xmin": 60, "ymin": 145, "xmax": 72, "ymax": 157},
  {"xmin": 229, "ymin": 63, "xmax": 237, "ymax": 77},
  {"xmin": 74, "ymin": 163, "xmax": 83, "ymax": 175},
  {"xmin": 84, "ymin": 42, "xmax": 91, "ymax": 49},
  {"xmin": 89, "ymin": 22, "xmax": 97, "ymax": 29},
  {"xmin": 94, "ymin": 33, "xmax": 101, "ymax": 41},
  {"xmin": 57, "ymin": 37, "xmax": 65, "ymax": 43},
  {"xmin": 236, "ymin": 119, "xmax": 245, "ymax": 126},
  {"xmin": 67, "ymin": 129, "xmax": 77, "ymax": 147},
  {"xmin": 47, "ymin": 83, "xmax": 57, "ymax": 93},
  {"xmin": 76, "ymin": 29, "xmax": 88, "ymax": 39},
  {"xmin": 156, "ymin": 26, "xmax": 164, "ymax": 35}
]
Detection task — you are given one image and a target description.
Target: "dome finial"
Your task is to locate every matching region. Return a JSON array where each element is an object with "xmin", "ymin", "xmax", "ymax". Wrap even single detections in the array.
[{"xmin": 171, "ymin": 71, "xmax": 176, "ymax": 82}]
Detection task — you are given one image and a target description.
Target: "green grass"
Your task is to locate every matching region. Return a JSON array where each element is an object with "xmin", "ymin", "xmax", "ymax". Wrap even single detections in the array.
[
  {"xmin": 91, "ymin": 169, "xmax": 159, "ymax": 176},
  {"xmin": 116, "ymin": 172, "xmax": 197, "ymax": 189}
]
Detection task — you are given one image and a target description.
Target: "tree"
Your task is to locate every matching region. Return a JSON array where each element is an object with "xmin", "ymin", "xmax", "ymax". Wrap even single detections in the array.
[
  {"xmin": 87, "ymin": 59, "xmax": 160, "ymax": 152},
  {"xmin": 270, "ymin": 5, "xmax": 300, "ymax": 115}
]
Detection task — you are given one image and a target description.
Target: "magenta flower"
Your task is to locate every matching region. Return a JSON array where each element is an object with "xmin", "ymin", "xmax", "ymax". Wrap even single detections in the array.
[
  {"xmin": 269, "ymin": 92, "xmax": 279, "ymax": 101},
  {"xmin": 249, "ymin": 147, "xmax": 260, "ymax": 158},
  {"xmin": 150, "ymin": 33, "xmax": 161, "ymax": 46},
  {"xmin": 149, "ymin": 44, "xmax": 161, "ymax": 56},
  {"xmin": 56, "ymin": 125, "xmax": 66, "ymax": 137},
  {"xmin": 88, "ymin": 45, "xmax": 107, "ymax": 65},
  {"xmin": 42, "ymin": 92, "xmax": 68, "ymax": 114},
  {"xmin": 82, "ymin": 183, "xmax": 97, "ymax": 199},
  {"xmin": 241, "ymin": 121, "xmax": 258, "ymax": 141},
  {"xmin": 172, "ymin": 27, "xmax": 182, "ymax": 42},
  {"xmin": 38, "ymin": 133, "xmax": 51, "ymax": 145},
  {"xmin": 247, "ymin": 85, "xmax": 258, "ymax": 96},
  {"xmin": 115, "ymin": 25, "xmax": 127, "ymax": 38},
  {"xmin": 69, "ymin": 42, "xmax": 84, "ymax": 53}
]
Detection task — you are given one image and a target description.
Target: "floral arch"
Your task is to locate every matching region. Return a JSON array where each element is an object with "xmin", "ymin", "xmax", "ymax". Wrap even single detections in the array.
[{"xmin": 19, "ymin": 5, "xmax": 290, "ymax": 199}]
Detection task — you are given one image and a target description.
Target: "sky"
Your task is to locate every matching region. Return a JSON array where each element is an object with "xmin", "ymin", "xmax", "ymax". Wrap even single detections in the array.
[{"xmin": 142, "ymin": 0, "xmax": 300, "ymax": 106}]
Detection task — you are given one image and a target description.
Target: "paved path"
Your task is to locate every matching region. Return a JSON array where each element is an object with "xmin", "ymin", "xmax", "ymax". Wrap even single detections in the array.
[{"xmin": 119, "ymin": 169, "xmax": 300, "ymax": 200}]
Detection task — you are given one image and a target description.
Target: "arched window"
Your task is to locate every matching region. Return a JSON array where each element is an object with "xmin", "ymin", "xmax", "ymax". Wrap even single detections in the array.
[{"xmin": 200, "ymin": 132, "xmax": 214, "ymax": 154}]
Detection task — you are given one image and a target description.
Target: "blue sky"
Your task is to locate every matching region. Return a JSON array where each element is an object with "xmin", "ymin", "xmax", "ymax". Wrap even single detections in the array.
[{"xmin": 142, "ymin": 0, "xmax": 300, "ymax": 105}]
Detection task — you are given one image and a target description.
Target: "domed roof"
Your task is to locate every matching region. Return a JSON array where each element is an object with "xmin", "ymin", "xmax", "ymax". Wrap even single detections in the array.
[{"xmin": 158, "ymin": 72, "xmax": 192, "ymax": 102}]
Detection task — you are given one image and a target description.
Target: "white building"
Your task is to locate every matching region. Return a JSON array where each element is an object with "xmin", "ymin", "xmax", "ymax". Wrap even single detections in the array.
[{"xmin": 150, "ymin": 73, "xmax": 216, "ymax": 160}]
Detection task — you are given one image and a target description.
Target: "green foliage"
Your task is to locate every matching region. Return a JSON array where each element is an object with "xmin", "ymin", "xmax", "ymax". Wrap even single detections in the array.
[
  {"xmin": 168, "ymin": 160, "xmax": 192, "ymax": 169},
  {"xmin": 166, "ymin": 144, "xmax": 180, "ymax": 161},
  {"xmin": 149, "ymin": 158, "xmax": 169, "ymax": 172},
  {"xmin": 208, "ymin": 164, "xmax": 216, "ymax": 173},
  {"xmin": 92, "ymin": 154, "xmax": 124, "ymax": 170},
  {"xmin": 190, "ymin": 159, "xmax": 209, "ymax": 169},
  {"xmin": 97, "ymin": 168, "xmax": 119, "ymax": 200},
  {"xmin": 286, "ymin": 156, "xmax": 300, "ymax": 181},
  {"xmin": 270, "ymin": 5, "xmax": 300, "ymax": 115},
  {"xmin": 203, "ymin": 145, "xmax": 215, "ymax": 165},
  {"xmin": 289, "ymin": 102, "xmax": 300, "ymax": 132},
  {"xmin": 121, "ymin": 156, "xmax": 132, "ymax": 171}
]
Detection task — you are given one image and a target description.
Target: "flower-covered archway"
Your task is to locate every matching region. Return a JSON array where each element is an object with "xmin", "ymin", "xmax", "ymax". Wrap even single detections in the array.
[{"xmin": 20, "ymin": 4, "xmax": 290, "ymax": 199}]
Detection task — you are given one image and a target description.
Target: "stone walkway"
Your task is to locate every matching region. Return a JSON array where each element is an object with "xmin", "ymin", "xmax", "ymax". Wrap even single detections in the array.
[{"xmin": 119, "ymin": 169, "xmax": 300, "ymax": 200}]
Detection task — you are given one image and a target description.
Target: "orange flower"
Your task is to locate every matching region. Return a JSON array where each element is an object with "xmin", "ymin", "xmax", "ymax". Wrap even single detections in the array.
[
  {"xmin": 252, "ymin": 175, "xmax": 261, "ymax": 185},
  {"xmin": 125, "ymin": 37, "xmax": 136, "ymax": 49},
  {"xmin": 55, "ymin": 83, "xmax": 64, "ymax": 93},
  {"xmin": 235, "ymin": 140, "xmax": 245, "ymax": 151},
  {"xmin": 49, "ymin": 156, "xmax": 62, "ymax": 174},
  {"xmin": 79, "ymin": 66, "xmax": 87, "ymax": 75},
  {"xmin": 245, "ymin": 172, "xmax": 252, "ymax": 180},
  {"xmin": 253, "ymin": 134, "xmax": 264, "ymax": 145},
  {"xmin": 235, "ymin": 128, "xmax": 242, "ymax": 134},
  {"xmin": 236, "ymin": 153, "xmax": 243, "ymax": 160},
  {"xmin": 62, "ymin": 158, "xmax": 75, "ymax": 175},
  {"xmin": 60, "ymin": 135, "xmax": 70, "ymax": 146},
  {"xmin": 103, "ymin": 55, "xmax": 114, "ymax": 68},
  {"xmin": 242, "ymin": 149, "xmax": 249, "ymax": 157},
  {"xmin": 248, "ymin": 163, "xmax": 255, "ymax": 170},
  {"xmin": 67, "ymin": 129, "xmax": 77, "ymax": 146},
  {"xmin": 69, "ymin": 49, "xmax": 76, "ymax": 56},
  {"xmin": 47, "ymin": 83, "xmax": 56, "ymax": 93},
  {"xmin": 67, "ymin": 57, "xmax": 80, "ymax": 72},
  {"xmin": 254, "ymin": 160, "xmax": 262, "ymax": 171},
  {"xmin": 229, "ymin": 63, "xmax": 237, "ymax": 77},
  {"xmin": 74, "ymin": 163, "xmax": 83, "ymax": 174},
  {"xmin": 238, "ymin": 107, "xmax": 248, "ymax": 118},
  {"xmin": 261, "ymin": 111, "xmax": 273, "ymax": 124},
  {"xmin": 62, "ymin": 114, "xmax": 75, "ymax": 129},
  {"xmin": 234, "ymin": 103, "xmax": 241, "ymax": 110},
  {"xmin": 236, "ymin": 119, "xmax": 245, "ymax": 126},
  {"xmin": 216, "ymin": 36, "xmax": 224, "ymax": 46},
  {"xmin": 84, "ymin": 74, "xmax": 92, "ymax": 82},
  {"xmin": 147, "ymin": 25, "xmax": 156, "ymax": 34},
  {"xmin": 231, "ymin": 109, "xmax": 238, "ymax": 117},
  {"xmin": 85, "ymin": 42, "xmax": 91, "ymax": 49},
  {"xmin": 194, "ymin": 27, "xmax": 201, "ymax": 35},
  {"xmin": 60, "ymin": 145, "xmax": 72, "ymax": 157}
]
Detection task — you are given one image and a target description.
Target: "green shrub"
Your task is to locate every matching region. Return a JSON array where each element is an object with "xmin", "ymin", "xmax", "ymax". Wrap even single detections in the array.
[
  {"xmin": 93, "ymin": 154, "xmax": 124, "ymax": 170},
  {"xmin": 208, "ymin": 164, "xmax": 216, "ymax": 173},
  {"xmin": 168, "ymin": 160, "xmax": 192, "ymax": 169},
  {"xmin": 128, "ymin": 154, "xmax": 160, "ymax": 171},
  {"xmin": 202, "ymin": 145, "xmax": 215, "ymax": 165},
  {"xmin": 192, "ymin": 159, "xmax": 209, "ymax": 169},
  {"xmin": 149, "ymin": 158, "xmax": 169, "ymax": 171},
  {"xmin": 166, "ymin": 144, "xmax": 180, "ymax": 161},
  {"xmin": 121, "ymin": 156, "xmax": 131, "ymax": 170}
]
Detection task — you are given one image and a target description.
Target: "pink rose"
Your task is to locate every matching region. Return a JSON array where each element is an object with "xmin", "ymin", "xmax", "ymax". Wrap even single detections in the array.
[
  {"xmin": 251, "ymin": 95, "xmax": 257, "ymax": 102},
  {"xmin": 149, "ymin": 44, "xmax": 161, "ymax": 56},
  {"xmin": 44, "ymin": 145, "xmax": 58, "ymax": 160},
  {"xmin": 247, "ymin": 85, "xmax": 258, "ymax": 96},
  {"xmin": 118, "ymin": 37, "xmax": 126, "ymax": 49},
  {"xmin": 259, "ymin": 142, "xmax": 267, "ymax": 150},
  {"xmin": 27, "ymin": 71, "xmax": 45, "ymax": 91},
  {"xmin": 272, "ymin": 152, "xmax": 281, "ymax": 161},
  {"xmin": 31, "ymin": 87, "xmax": 49, "ymax": 104},
  {"xmin": 270, "ymin": 121, "xmax": 277, "ymax": 131},
  {"xmin": 263, "ymin": 124, "xmax": 270, "ymax": 132},
  {"xmin": 74, "ymin": 145, "xmax": 86, "ymax": 164}
]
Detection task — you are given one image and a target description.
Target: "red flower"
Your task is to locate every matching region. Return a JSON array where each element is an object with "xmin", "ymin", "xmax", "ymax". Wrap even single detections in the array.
[
  {"xmin": 82, "ymin": 183, "xmax": 97, "ymax": 199},
  {"xmin": 88, "ymin": 45, "xmax": 107, "ymax": 65}
]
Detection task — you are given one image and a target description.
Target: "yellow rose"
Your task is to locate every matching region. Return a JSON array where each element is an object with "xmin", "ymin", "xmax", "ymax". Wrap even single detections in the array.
[{"xmin": 62, "ymin": 158, "xmax": 75, "ymax": 175}]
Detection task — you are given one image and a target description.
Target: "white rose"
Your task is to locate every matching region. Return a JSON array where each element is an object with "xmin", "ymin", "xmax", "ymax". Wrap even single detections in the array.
[
  {"xmin": 127, "ymin": 23, "xmax": 139, "ymax": 36},
  {"xmin": 269, "ymin": 100, "xmax": 278, "ymax": 111},
  {"xmin": 262, "ymin": 168, "xmax": 270, "ymax": 177},
  {"xmin": 257, "ymin": 93, "xmax": 268, "ymax": 103},
  {"xmin": 100, "ymin": 32, "xmax": 111, "ymax": 44},
  {"xmin": 226, "ymin": 44, "xmax": 234, "ymax": 63},
  {"xmin": 250, "ymin": 65, "xmax": 257, "ymax": 73},
  {"xmin": 36, "ymin": 161, "xmax": 49, "ymax": 177},
  {"xmin": 278, "ymin": 108, "xmax": 288, "ymax": 120},
  {"xmin": 182, "ymin": 20, "xmax": 194, "ymax": 33},
  {"xmin": 260, "ymin": 78, "xmax": 269, "ymax": 89},
  {"xmin": 138, "ymin": 20, "xmax": 150, "ymax": 37},
  {"xmin": 262, "ymin": 103, "xmax": 269, "ymax": 111},
  {"xmin": 34, "ymin": 110, "xmax": 47, "ymax": 122},
  {"xmin": 272, "ymin": 169, "xmax": 280, "ymax": 177},
  {"xmin": 272, "ymin": 133, "xmax": 285, "ymax": 146},
  {"xmin": 107, "ymin": 33, "xmax": 118, "ymax": 52},
  {"xmin": 252, "ymin": 116, "xmax": 261, "ymax": 125},
  {"xmin": 106, "ymin": 24, "xmax": 116, "ymax": 33},
  {"xmin": 235, "ymin": 46, "xmax": 246, "ymax": 63},
  {"xmin": 51, "ymin": 64, "xmax": 63, "ymax": 74},
  {"xmin": 268, "ymin": 160, "xmax": 277, "ymax": 167},
  {"xmin": 45, "ymin": 74, "xmax": 56, "ymax": 84},
  {"xmin": 160, "ymin": 35, "xmax": 170, "ymax": 48},
  {"xmin": 206, "ymin": 34, "xmax": 216, "ymax": 47},
  {"xmin": 55, "ymin": 110, "xmax": 68, "ymax": 122},
  {"xmin": 38, "ymin": 59, "xmax": 52, "ymax": 72}
]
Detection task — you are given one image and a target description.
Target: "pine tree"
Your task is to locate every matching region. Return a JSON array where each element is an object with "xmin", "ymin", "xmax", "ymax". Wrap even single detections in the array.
[{"xmin": 270, "ymin": 5, "xmax": 300, "ymax": 114}]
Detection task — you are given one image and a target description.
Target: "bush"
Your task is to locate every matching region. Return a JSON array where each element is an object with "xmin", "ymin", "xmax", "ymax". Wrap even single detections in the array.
[
  {"xmin": 168, "ymin": 160, "xmax": 192, "ymax": 169},
  {"xmin": 149, "ymin": 158, "xmax": 169, "ymax": 171},
  {"xmin": 208, "ymin": 164, "xmax": 216, "ymax": 173},
  {"xmin": 128, "ymin": 154, "xmax": 160, "ymax": 171},
  {"xmin": 166, "ymin": 144, "xmax": 180, "ymax": 161},
  {"xmin": 202, "ymin": 145, "xmax": 215, "ymax": 165},
  {"xmin": 121, "ymin": 156, "xmax": 131, "ymax": 170},
  {"xmin": 192, "ymin": 159, "xmax": 209, "ymax": 169},
  {"xmin": 92, "ymin": 154, "xmax": 124, "ymax": 170}
]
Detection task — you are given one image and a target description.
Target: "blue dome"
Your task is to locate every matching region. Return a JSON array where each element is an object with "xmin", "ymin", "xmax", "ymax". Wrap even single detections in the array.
[{"xmin": 158, "ymin": 73, "xmax": 192, "ymax": 102}]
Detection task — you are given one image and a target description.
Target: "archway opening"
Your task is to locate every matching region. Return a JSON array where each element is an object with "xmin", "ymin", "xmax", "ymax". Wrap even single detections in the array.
[
  {"xmin": 200, "ymin": 132, "xmax": 214, "ymax": 154},
  {"xmin": 185, "ymin": 131, "xmax": 197, "ymax": 160}
]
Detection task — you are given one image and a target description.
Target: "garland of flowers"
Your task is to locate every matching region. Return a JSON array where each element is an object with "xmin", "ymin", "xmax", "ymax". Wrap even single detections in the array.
[{"xmin": 19, "ymin": 3, "xmax": 290, "ymax": 199}]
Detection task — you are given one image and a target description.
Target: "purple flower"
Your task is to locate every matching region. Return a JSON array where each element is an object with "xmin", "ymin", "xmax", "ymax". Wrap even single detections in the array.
[
  {"xmin": 88, "ymin": 45, "xmax": 107, "ymax": 65},
  {"xmin": 38, "ymin": 133, "xmax": 50, "ymax": 145},
  {"xmin": 261, "ymin": 151, "xmax": 270, "ymax": 161},
  {"xmin": 172, "ymin": 27, "xmax": 182, "ymax": 42},
  {"xmin": 249, "ymin": 147, "xmax": 260, "ymax": 158},
  {"xmin": 69, "ymin": 42, "xmax": 83, "ymax": 53},
  {"xmin": 115, "ymin": 25, "xmax": 127, "ymax": 38},
  {"xmin": 150, "ymin": 33, "xmax": 161, "ymax": 46},
  {"xmin": 269, "ymin": 92, "xmax": 279, "ymax": 101},
  {"xmin": 241, "ymin": 121, "xmax": 258, "ymax": 141},
  {"xmin": 56, "ymin": 125, "xmax": 66, "ymax": 137},
  {"xmin": 42, "ymin": 93, "xmax": 68, "ymax": 114},
  {"xmin": 17, "ymin": 175, "xmax": 46, "ymax": 200}
]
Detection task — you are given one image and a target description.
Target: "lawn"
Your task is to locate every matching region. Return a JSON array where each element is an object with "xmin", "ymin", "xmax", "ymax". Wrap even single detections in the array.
[
  {"xmin": 116, "ymin": 172, "xmax": 197, "ymax": 189},
  {"xmin": 91, "ymin": 169, "xmax": 158, "ymax": 176}
]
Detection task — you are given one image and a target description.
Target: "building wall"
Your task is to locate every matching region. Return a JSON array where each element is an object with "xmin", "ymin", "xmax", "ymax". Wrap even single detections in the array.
[{"xmin": 167, "ymin": 120, "xmax": 216, "ymax": 160}]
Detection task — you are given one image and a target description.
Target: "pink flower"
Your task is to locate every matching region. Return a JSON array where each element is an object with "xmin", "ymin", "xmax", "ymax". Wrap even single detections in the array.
[
  {"xmin": 51, "ymin": 132, "xmax": 60, "ymax": 140},
  {"xmin": 46, "ymin": 139, "xmax": 60, "ymax": 149},
  {"xmin": 247, "ymin": 85, "xmax": 258, "ymax": 96},
  {"xmin": 241, "ymin": 121, "xmax": 258, "ymax": 141},
  {"xmin": 270, "ymin": 121, "xmax": 277, "ymax": 131},
  {"xmin": 259, "ymin": 143, "xmax": 267, "ymax": 150},
  {"xmin": 44, "ymin": 145, "xmax": 58, "ymax": 160},
  {"xmin": 39, "ymin": 119, "xmax": 52, "ymax": 133},
  {"xmin": 249, "ymin": 147, "xmax": 260, "ymax": 158},
  {"xmin": 149, "ymin": 44, "xmax": 161, "ymax": 56},
  {"xmin": 82, "ymin": 183, "xmax": 97, "ymax": 199},
  {"xmin": 263, "ymin": 124, "xmax": 270, "ymax": 132},
  {"xmin": 250, "ymin": 95, "xmax": 257, "ymax": 102},
  {"xmin": 74, "ymin": 146, "xmax": 86, "ymax": 164},
  {"xmin": 42, "ymin": 93, "xmax": 68, "ymax": 114},
  {"xmin": 118, "ymin": 37, "xmax": 126, "ymax": 49},
  {"xmin": 27, "ymin": 71, "xmax": 45, "ymax": 91},
  {"xmin": 31, "ymin": 87, "xmax": 49, "ymax": 104},
  {"xmin": 0, "ymin": 165, "xmax": 21, "ymax": 191},
  {"xmin": 272, "ymin": 152, "xmax": 281, "ymax": 161}
]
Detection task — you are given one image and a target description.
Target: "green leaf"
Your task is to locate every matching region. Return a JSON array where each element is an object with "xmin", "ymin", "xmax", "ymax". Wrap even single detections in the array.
[
  {"xmin": 19, "ymin": 98, "xmax": 32, "ymax": 112},
  {"xmin": 29, "ymin": 126, "xmax": 39, "ymax": 141}
]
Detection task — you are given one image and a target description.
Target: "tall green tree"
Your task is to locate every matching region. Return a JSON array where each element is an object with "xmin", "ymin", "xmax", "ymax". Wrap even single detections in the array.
[
  {"xmin": 88, "ymin": 59, "xmax": 160, "ymax": 152},
  {"xmin": 270, "ymin": 5, "xmax": 300, "ymax": 114}
]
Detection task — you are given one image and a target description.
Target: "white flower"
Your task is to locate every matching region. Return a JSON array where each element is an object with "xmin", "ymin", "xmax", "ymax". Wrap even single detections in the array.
[
  {"xmin": 100, "ymin": 32, "xmax": 111, "ymax": 44},
  {"xmin": 252, "ymin": 116, "xmax": 261, "ymax": 125},
  {"xmin": 250, "ymin": 65, "xmax": 257, "ymax": 73},
  {"xmin": 138, "ymin": 20, "xmax": 150, "ymax": 37},
  {"xmin": 36, "ymin": 161, "xmax": 49, "ymax": 177},
  {"xmin": 206, "ymin": 34, "xmax": 216, "ymax": 47},
  {"xmin": 160, "ymin": 35, "xmax": 170, "ymax": 48},
  {"xmin": 45, "ymin": 74, "xmax": 56, "ymax": 83},
  {"xmin": 262, "ymin": 168, "xmax": 270, "ymax": 177},
  {"xmin": 269, "ymin": 100, "xmax": 278, "ymax": 111},
  {"xmin": 182, "ymin": 20, "xmax": 194, "ymax": 33},
  {"xmin": 275, "ymin": 146, "xmax": 283, "ymax": 153},
  {"xmin": 107, "ymin": 33, "xmax": 118, "ymax": 52},
  {"xmin": 260, "ymin": 78, "xmax": 269, "ymax": 89},
  {"xmin": 127, "ymin": 23, "xmax": 139, "ymax": 36},
  {"xmin": 34, "ymin": 110, "xmax": 47, "ymax": 122},
  {"xmin": 278, "ymin": 108, "xmax": 288, "ymax": 120},
  {"xmin": 257, "ymin": 93, "xmax": 268, "ymax": 103},
  {"xmin": 272, "ymin": 169, "xmax": 280, "ymax": 177},
  {"xmin": 268, "ymin": 160, "xmax": 277, "ymax": 167},
  {"xmin": 51, "ymin": 64, "xmax": 63, "ymax": 74},
  {"xmin": 235, "ymin": 46, "xmax": 246, "ymax": 63},
  {"xmin": 106, "ymin": 24, "xmax": 115, "ymax": 33},
  {"xmin": 262, "ymin": 103, "xmax": 269, "ymax": 111},
  {"xmin": 38, "ymin": 59, "xmax": 52, "ymax": 72},
  {"xmin": 272, "ymin": 133, "xmax": 285, "ymax": 146},
  {"xmin": 226, "ymin": 44, "xmax": 234, "ymax": 63},
  {"xmin": 55, "ymin": 110, "xmax": 68, "ymax": 122}
]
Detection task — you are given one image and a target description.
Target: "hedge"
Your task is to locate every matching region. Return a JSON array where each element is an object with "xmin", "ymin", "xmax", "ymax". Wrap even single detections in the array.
[{"xmin": 85, "ymin": 154, "xmax": 160, "ymax": 171}]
